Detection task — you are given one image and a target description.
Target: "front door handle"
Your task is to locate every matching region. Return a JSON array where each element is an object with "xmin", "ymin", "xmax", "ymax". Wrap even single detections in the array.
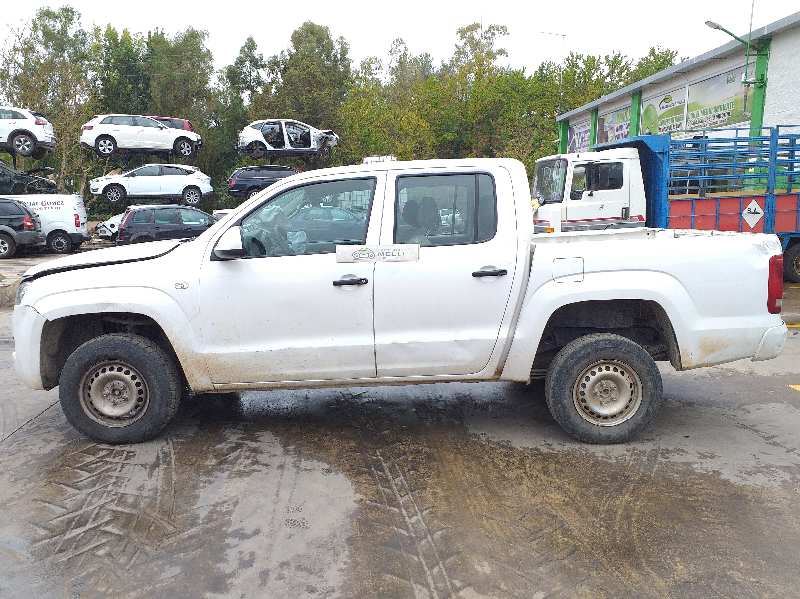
[
  {"xmin": 333, "ymin": 275, "xmax": 369, "ymax": 287},
  {"xmin": 472, "ymin": 267, "xmax": 507, "ymax": 278}
]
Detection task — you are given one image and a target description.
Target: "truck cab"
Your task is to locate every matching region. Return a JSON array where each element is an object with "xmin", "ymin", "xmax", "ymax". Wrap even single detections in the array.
[{"xmin": 532, "ymin": 148, "xmax": 646, "ymax": 231}]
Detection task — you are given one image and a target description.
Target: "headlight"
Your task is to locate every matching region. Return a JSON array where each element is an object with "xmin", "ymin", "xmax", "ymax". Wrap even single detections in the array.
[{"xmin": 15, "ymin": 280, "xmax": 30, "ymax": 305}]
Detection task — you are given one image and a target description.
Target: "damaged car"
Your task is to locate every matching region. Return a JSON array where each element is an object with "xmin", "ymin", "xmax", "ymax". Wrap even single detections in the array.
[
  {"xmin": 0, "ymin": 160, "xmax": 56, "ymax": 195},
  {"xmin": 237, "ymin": 119, "xmax": 338, "ymax": 159}
]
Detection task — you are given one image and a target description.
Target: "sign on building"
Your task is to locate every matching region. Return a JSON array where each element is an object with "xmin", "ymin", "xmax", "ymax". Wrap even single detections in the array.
[
  {"xmin": 641, "ymin": 88, "xmax": 686, "ymax": 135},
  {"xmin": 597, "ymin": 106, "xmax": 631, "ymax": 143},
  {"xmin": 568, "ymin": 119, "xmax": 590, "ymax": 152},
  {"xmin": 686, "ymin": 66, "xmax": 752, "ymax": 129}
]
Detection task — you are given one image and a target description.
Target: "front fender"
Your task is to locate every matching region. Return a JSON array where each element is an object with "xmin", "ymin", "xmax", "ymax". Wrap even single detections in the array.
[{"xmin": 31, "ymin": 286, "xmax": 213, "ymax": 392}]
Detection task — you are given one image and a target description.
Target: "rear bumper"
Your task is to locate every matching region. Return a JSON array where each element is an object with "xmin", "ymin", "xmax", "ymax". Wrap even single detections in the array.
[
  {"xmin": 13, "ymin": 304, "xmax": 47, "ymax": 390},
  {"xmin": 752, "ymin": 323, "xmax": 788, "ymax": 361},
  {"xmin": 16, "ymin": 231, "xmax": 46, "ymax": 247},
  {"xmin": 69, "ymin": 232, "xmax": 91, "ymax": 244}
]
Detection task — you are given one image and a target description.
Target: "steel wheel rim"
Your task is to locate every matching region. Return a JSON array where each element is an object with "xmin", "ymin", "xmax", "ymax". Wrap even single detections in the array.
[
  {"xmin": 98, "ymin": 139, "xmax": 114, "ymax": 154},
  {"xmin": 14, "ymin": 136, "xmax": 32, "ymax": 154},
  {"xmin": 79, "ymin": 360, "xmax": 150, "ymax": 427},
  {"xmin": 573, "ymin": 360, "xmax": 642, "ymax": 427},
  {"xmin": 185, "ymin": 189, "xmax": 200, "ymax": 204},
  {"xmin": 0, "ymin": 238, "xmax": 8, "ymax": 255}
]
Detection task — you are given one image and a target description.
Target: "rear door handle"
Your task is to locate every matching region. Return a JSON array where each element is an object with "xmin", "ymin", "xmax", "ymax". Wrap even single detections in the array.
[
  {"xmin": 472, "ymin": 267, "xmax": 507, "ymax": 278},
  {"xmin": 333, "ymin": 276, "xmax": 369, "ymax": 287}
]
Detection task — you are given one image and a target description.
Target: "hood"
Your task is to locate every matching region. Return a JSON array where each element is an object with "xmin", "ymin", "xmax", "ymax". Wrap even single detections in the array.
[{"xmin": 23, "ymin": 239, "xmax": 182, "ymax": 281}]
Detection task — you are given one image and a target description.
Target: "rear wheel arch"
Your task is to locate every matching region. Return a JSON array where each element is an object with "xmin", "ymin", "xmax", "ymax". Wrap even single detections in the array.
[{"xmin": 529, "ymin": 299, "xmax": 681, "ymax": 381}]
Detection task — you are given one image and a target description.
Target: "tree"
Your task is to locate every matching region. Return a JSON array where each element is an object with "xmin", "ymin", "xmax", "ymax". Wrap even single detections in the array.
[
  {"xmin": 254, "ymin": 22, "xmax": 351, "ymax": 129},
  {"xmin": 0, "ymin": 6, "xmax": 97, "ymax": 191},
  {"xmin": 627, "ymin": 47, "xmax": 680, "ymax": 85},
  {"xmin": 93, "ymin": 26, "xmax": 149, "ymax": 114}
]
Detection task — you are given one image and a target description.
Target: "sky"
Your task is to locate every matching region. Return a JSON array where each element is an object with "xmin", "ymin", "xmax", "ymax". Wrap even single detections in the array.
[{"xmin": 2, "ymin": 0, "xmax": 798, "ymax": 72}]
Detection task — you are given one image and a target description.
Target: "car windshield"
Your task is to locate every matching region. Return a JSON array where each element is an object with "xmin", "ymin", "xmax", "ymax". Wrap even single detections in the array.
[{"xmin": 532, "ymin": 158, "xmax": 567, "ymax": 204}]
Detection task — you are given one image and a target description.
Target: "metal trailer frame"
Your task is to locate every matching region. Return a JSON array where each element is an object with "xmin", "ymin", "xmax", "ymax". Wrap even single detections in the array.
[{"xmin": 594, "ymin": 126, "xmax": 800, "ymax": 251}]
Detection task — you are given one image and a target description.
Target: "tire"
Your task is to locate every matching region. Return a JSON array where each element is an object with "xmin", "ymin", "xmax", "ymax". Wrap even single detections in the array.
[
  {"xmin": 58, "ymin": 333, "xmax": 182, "ymax": 444},
  {"xmin": 47, "ymin": 230, "xmax": 73, "ymax": 254},
  {"xmin": 544, "ymin": 333, "xmax": 663, "ymax": 444},
  {"xmin": 174, "ymin": 137, "xmax": 195, "ymax": 158},
  {"xmin": 0, "ymin": 233, "xmax": 16, "ymax": 258},
  {"xmin": 11, "ymin": 133, "xmax": 35, "ymax": 157},
  {"xmin": 182, "ymin": 186, "xmax": 202, "ymax": 206},
  {"xmin": 247, "ymin": 188, "xmax": 261, "ymax": 199},
  {"xmin": 104, "ymin": 183, "xmax": 126, "ymax": 203},
  {"xmin": 783, "ymin": 243, "xmax": 800, "ymax": 283},
  {"xmin": 95, "ymin": 135, "xmax": 117, "ymax": 157},
  {"xmin": 247, "ymin": 142, "xmax": 267, "ymax": 159}
]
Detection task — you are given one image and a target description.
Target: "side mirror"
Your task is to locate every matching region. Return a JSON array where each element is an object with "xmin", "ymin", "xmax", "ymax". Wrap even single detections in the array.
[{"xmin": 212, "ymin": 226, "xmax": 245, "ymax": 260}]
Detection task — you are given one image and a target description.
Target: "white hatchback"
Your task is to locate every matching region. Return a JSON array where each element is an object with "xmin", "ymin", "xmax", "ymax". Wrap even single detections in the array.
[
  {"xmin": 0, "ymin": 106, "xmax": 56, "ymax": 158},
  {"xmin": 89, "ymin": 164, "xmax": 213, "ymax": 206},
  {"xmin": 80, "ymin": 114, "xmax": 202, "ymax": 158}
]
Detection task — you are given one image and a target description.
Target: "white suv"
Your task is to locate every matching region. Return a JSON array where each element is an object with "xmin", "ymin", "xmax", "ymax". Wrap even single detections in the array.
[
  {"xmin": 80, "ymin": 114, "xmax": 202, "ymax": 159},
  {"xmin": 0, "ymin": 106, "xmax": 56, "ymax": 158},
  {"xmin": 89, "ymin": 163, "xmax": 213, "ymax": 205}
]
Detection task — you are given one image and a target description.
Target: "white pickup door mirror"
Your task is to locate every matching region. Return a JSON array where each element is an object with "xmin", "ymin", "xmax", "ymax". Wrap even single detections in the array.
[{"xmin": 213, "ymin": 226, "xmax": 245, "ymax": 260}]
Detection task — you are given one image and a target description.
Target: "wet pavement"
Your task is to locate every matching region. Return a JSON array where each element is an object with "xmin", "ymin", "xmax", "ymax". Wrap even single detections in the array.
[{"xmin": 1, "ymin": 313, "xmax": 800, "ymax": 598}]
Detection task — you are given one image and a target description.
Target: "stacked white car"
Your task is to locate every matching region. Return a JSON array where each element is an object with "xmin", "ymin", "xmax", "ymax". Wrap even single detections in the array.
[
  {"xmin": 237, "ymin": 119, "xmax": 338, "ymax": 159},
  {"xmin": 89, "ymin": 164, "xmax": 213, "ymax": 205},
  {"xmin": 0, "ymin": 106, "xmax": 56, "ymax": 158},
  {"xmin": 80, "ymin": 114, "xmax": 202, "ymax": 158}
]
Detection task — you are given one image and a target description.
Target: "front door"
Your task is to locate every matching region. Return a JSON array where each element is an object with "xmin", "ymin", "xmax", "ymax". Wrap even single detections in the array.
[
  {"xmin": 374, "ymin": 169, "xmax": 518, "ymax": 377},
  {"xmin": 565, "ymin": 160, "xmax": 630, "ymax": 224},
  {"xmin": 198, "ymin": 174, "xmax": 383, "ymax": 384},
  {"xmin": 126, "ymin": 165, "xmax": 161, "ymax": 196}
]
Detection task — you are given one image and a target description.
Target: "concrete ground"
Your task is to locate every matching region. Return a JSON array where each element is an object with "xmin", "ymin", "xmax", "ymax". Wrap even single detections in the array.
[{"xmin": 1, "ymin": 308, "xmax": 800, "ymax": 598}]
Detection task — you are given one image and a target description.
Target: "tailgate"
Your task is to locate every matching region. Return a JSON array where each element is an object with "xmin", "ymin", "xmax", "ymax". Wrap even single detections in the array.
[{"xmin": 73, "ymin": 194, "xmax": 88, "ymax": 231}]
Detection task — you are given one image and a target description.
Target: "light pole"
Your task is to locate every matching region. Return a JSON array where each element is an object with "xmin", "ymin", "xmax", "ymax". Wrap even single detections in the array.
[{"xmin": 704, "ymin": 20, "xmax": 764, "ymax": 51}]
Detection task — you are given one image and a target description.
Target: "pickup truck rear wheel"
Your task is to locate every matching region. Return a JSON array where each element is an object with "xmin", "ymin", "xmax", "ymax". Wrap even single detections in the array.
[
  {"xmin": 59, "ymin": 333, "xmax": 182, "ymax": 444},
  {"xmin": 783, "ymin": 243, "xmax": 800, "ymax": 283},
  {"xmin": 545, "ymin": 334, "xmax": 662, "ymax": 444}
]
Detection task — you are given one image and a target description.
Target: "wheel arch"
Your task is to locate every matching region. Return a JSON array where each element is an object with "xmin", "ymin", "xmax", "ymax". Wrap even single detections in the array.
[
  {"xmin": 33, "ymin": 289, "xmax": 213, "ymax": 392},
  {"xmin": 8, "ymin": 128, "xmax": 38, "ymax": 143},
  {"xmin": 500, "ymin": 272, "xmax": 693, "ymax": 382}
]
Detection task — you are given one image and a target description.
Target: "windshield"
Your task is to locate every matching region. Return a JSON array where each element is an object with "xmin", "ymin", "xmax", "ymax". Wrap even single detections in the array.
[{"xmin": 531, "ymin": 158, "xmax": 567, "ymax": 204}]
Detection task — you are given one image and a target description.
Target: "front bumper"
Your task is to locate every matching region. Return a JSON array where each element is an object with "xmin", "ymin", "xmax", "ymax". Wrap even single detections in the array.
[
  {"xmin": 752, "ymin": 323, "xmax": 788, "ymax": 361},
  {"xmin": 13, "ymin": 304, "xmax": 47, "ymax": 390},
  {"xmin": 16, "ymin": 231, "xmax": 46, "ymax": 247}
]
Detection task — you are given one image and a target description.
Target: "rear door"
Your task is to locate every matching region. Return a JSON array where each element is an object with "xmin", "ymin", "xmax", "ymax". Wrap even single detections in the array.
[
  {"xmin": 565, "ymin": 160, "xmax": 629, "ymax": 224},
  {"xmin": 152, "ymin": 208, "xmax": 182, "ymax": 239},
  {"xmin": 374, "ymin": 168, "xmax": 517, "ymax": 377},
  {"xmin": 160, "ymin": 165, "xmax": 190, "ymax": 197}
]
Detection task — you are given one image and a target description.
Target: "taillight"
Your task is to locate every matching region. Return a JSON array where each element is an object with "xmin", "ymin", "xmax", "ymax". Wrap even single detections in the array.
[
  {"xmin": 227, "ymin": 177, "xmax": 236, "ymax": 189},
  {"xmin": 74, "ymin": 213, "xmax": 81, "ymax": 228},
  {"xmin": 82, "ymin": 125, "xmax": 93, "ymax": 131},
  {"xmin": 35, "ymin": 118, "xmax": 46, "ymax": 126},
  {"xmin": 768, "ymin": 254, "xmax": 784, "ymax": 314},
  {"xmin": 22, "ymin": 215, "xmax": 34, "ymax": 230}
]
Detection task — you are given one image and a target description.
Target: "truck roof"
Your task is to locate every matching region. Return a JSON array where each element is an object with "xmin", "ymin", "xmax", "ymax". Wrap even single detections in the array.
[
  {"xmin": 294, "ymin": 157, "xmax": 525, "ymax": 179},
  {"xmin": 537, "ymin": 147, "xmax": 640, "ymax": 162}
]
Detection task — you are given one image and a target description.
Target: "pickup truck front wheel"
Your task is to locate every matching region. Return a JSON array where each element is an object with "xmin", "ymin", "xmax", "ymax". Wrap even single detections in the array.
[
  {"xmin": 59, "ymin": 334, "xmax": 182, "ymax": 444},
  {"xmin": 545, "ymin": 334, "xmax": 663, "ymax": 444}
]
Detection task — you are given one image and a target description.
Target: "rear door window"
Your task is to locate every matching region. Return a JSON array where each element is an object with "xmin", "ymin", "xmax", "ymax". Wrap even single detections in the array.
[
  {"xmin": 394, "ymin": 173, "xmax": 497, "ymax": 246},
  {"xmin": 154, "ymin": 208, "xmax": 180, "ymax": 224},
  {"xmin": 161, "ymin": 166, "xmax": 188, "ymax": 176}
]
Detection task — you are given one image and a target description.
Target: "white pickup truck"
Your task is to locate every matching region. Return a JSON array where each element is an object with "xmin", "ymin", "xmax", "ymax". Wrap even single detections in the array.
[{"xmin": 13, "ymin": 158, "xmax": 787, "ymax": 445}]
